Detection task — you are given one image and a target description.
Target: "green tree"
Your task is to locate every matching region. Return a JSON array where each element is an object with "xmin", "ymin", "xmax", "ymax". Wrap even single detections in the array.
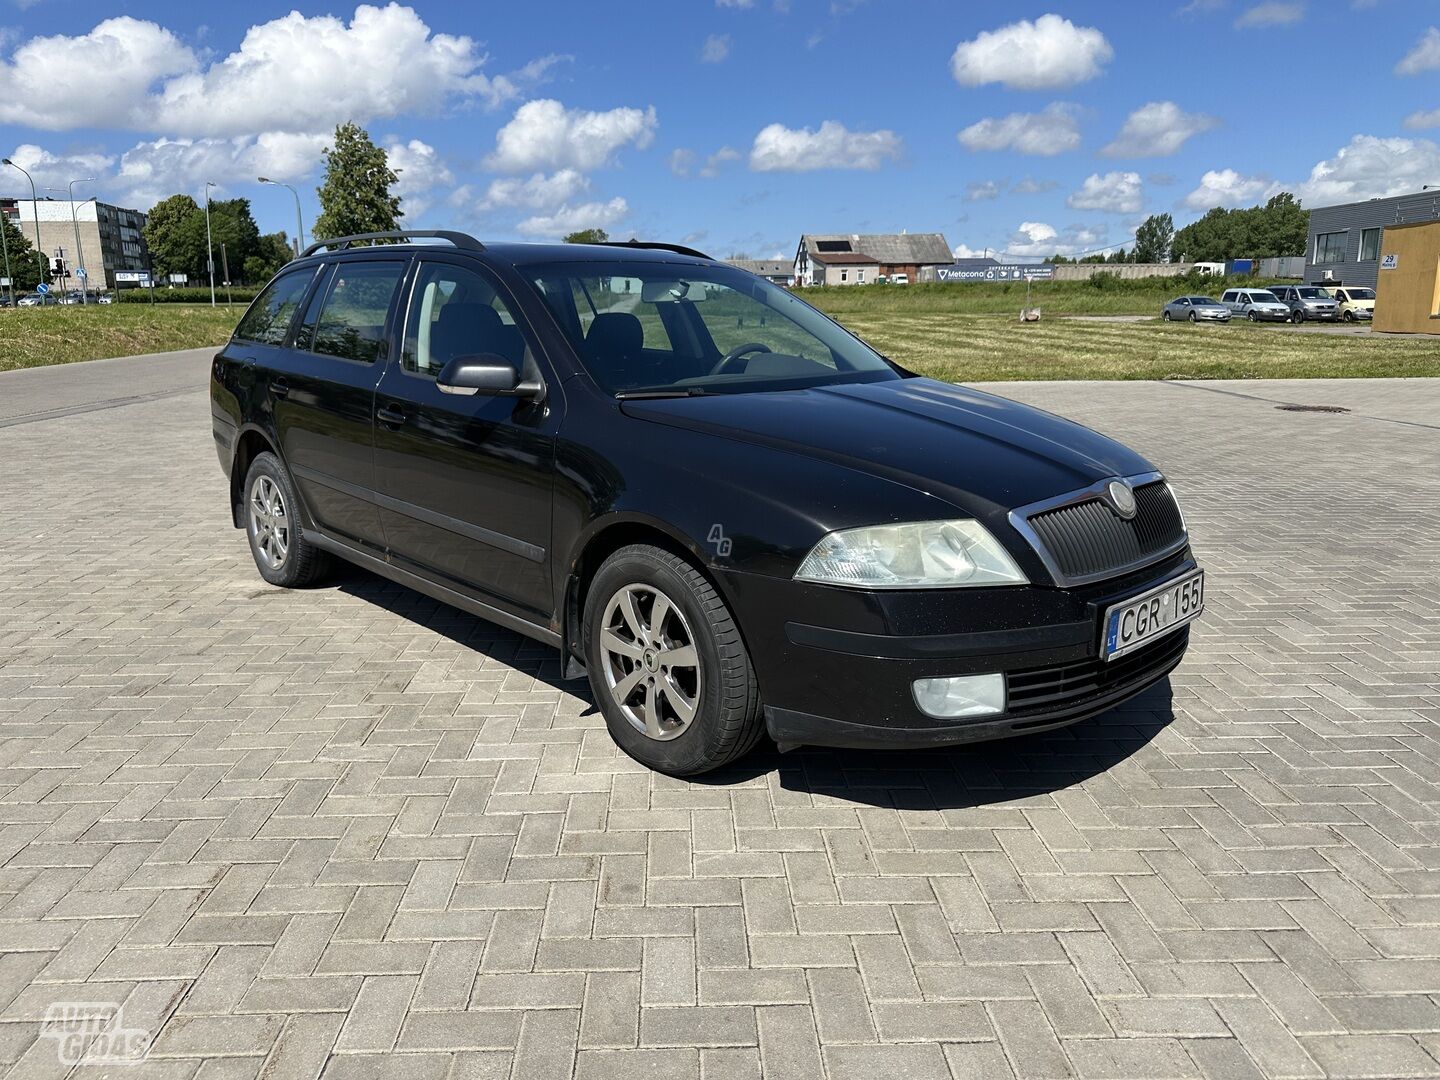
[
  {"xmin": 1133, "ymin": 213, "xmax": 1174, "ymax": 263},
  {"xmin": 207, "ymin": 197, "xmax": 262, "ymax": 282},
  {"xmin": 1172, "ymin": 193, "xmax": 1308, "ymax": 262},
  {"xmin": 243, "ymin": 231, "xmax": 293, "ymax": 284},
  {"xmin": 313, "ymin": 122, "xmax": 401, "ymax": 240},
  {"xmin": 562, "ymin": 228, "xmax": 610, "ymax": 244},
  {"xmin": 144, "ymin": 194, "xmax": 208, "ymax": 281},
  {"xmin": 1, "ymin": 212, "xmax": 48, "ymax": 292}
]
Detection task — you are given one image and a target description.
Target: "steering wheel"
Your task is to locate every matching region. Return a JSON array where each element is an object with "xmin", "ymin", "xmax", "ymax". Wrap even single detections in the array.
[{"xmin": 709, "ymin": 342, "xmax": 772, "ymax": 377}]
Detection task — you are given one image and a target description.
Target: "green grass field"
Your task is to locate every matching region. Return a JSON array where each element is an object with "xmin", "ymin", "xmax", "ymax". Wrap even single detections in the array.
[
  {"xmin": 0, "ymin": 305, "xmax": 239, "ymax": 372},
  {"xmin": 2, "ymin": 288, "xmax": 1436, "ymax": 381},
  {"xmin": 802, "ymin": 277, "xmax": 1251, "ymax": 317}
]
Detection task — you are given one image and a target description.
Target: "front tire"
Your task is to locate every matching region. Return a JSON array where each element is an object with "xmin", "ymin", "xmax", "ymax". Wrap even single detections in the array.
[
  {"xmin": 1342, "ymin": 310, "xmax": 1354, "ymax": 322},
  {"xmin": 1188, "ymin": 311, "xmax": 1198, "ymax": 323},
  {"xmin": 243, "ymin": 452, "xmax": 330, "ymax": 588},
  {"xmin": 1291, "ymin": 309, "xmax": 1304, "ymax": 324},
  {"xmin": 1248, "ymin": 310, "xmax": 1258, "ymax": 322},
  {"xmin": 1162, "ymin": 309, "xmax": 1172, "ymax": 321},
  {"xmin": 584, "ymin": 545, "xmax": 763, "ymax": 776}
]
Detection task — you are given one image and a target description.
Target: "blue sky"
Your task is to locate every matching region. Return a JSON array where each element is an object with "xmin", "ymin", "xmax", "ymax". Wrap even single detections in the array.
[{"xmin": 3, "ymin": 1, "xmax": 1438, "ymax": 260}]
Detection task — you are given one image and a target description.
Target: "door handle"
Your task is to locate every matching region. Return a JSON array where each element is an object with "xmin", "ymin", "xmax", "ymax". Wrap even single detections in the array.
[
  {"xmin": 269, "ymin": 379, "xmax": 290, "ymax": 398},
  {"xmin": 377, "ymin": 404, "xmax": 408, "ymax": 426}
]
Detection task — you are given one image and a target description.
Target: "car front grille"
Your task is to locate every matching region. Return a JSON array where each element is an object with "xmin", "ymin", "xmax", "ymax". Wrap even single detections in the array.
[
  {"xmin": 1006, "ymin": 626, "xmax": 1189, "ymax": 716},
  {"xmin": 1018, "ymin": 478, "xmax": 1186, "ymax": 585}
]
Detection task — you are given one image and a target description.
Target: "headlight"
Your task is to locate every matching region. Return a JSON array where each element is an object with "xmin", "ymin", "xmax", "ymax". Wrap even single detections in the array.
[{"xmin": 795, "ymin": 520, "xmax": 1027, "ymax": 588}]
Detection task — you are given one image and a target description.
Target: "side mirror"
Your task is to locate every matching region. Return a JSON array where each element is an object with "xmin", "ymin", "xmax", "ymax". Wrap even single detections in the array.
[{"xmin": 436, "ymin": 354, "xmax": 544, "ymax": 401}]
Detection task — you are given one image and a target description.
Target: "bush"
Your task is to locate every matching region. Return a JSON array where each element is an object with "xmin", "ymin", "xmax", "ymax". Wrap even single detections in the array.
[
  {"xmin": 1086, "ymin": 271, "xmax": 1122, "ymax": 291},
  {"xmin": 116, "ymin": 286, "xmax": 261, "ymax": 304}
]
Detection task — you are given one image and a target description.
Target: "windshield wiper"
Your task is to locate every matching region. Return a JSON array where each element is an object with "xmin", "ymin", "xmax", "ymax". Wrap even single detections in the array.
[{"xmin": 614, "ymin": 387, "xmax": 709, "ymax": 400}]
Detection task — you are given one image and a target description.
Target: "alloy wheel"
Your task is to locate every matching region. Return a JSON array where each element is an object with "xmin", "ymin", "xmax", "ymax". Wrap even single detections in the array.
[
  {"xmin": 598, "ymin": 583, "xmax": 702, "ymax": 741},
  {"xmin": 248, "ymin": 475, "xmax": 290, "ymax": 570}
]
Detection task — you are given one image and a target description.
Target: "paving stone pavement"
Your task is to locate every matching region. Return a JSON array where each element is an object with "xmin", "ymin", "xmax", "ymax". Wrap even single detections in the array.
[{"xmin": 2, "ymin": 353, "xmax": 1439, "ymax": 1079}]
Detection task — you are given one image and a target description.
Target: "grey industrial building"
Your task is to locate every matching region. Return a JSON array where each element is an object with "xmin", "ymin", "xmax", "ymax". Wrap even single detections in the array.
[{"xmin": 1305, "ymin": 188, "xmax": 1440, "ymax": 289}]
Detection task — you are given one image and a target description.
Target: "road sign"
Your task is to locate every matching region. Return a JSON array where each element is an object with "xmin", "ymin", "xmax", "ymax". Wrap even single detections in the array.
[
  {"xmin": 36, "ymin": 283, "xmax": 49, "ymax": 295},
  {"xmin": 76, "ymin": 267, "xmax": 87, "ymax": 280},
  {"xmin": 168, "ymin": 273, "xmax": 188, "ymax": 284},
  {"xmin": 115, "ymin": 272, "xmax": 151, "ymax": 283},
  {"xmin": 0, "ymin": 278, "xmax": 9, "ymax": 287}
]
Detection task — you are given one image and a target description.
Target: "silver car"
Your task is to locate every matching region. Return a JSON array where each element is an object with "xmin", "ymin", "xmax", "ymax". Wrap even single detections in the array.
[
  {"xmin": 1162, "ymin": 296, "xmax": 1232, "ymax": 323},
  {"xmin": 1268, "ymin": 285, "xmax": 1339, "ymax": 323},
  {"xmin": 1221, "ymin": 288, "xmax": 1291, "ymax": 322}
]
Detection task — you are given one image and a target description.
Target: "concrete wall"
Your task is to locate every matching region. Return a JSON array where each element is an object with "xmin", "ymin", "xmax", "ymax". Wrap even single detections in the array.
[
  {"xmin": 1051, "ymin": 263, "xmax": 1194, "ymax": 281},
  {"xmin": 1372, "ymin": 220, "xmax": 1440, "ymax": 335},
  {"xmin": 815, "ymin": 262, "xmax": 880, "ymax": 286}
]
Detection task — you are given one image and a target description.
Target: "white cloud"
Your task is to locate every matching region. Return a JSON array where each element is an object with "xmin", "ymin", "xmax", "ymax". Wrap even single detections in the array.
[
  {"xmin": 964, "ymin": 180, "xmax": 1003, "ymax": 201},
  {"xmin": 478, "ymin": 169, "xmax": 591, "ymax": 211},
  {"xmin": 516, "ymin": 197, "xmax": 629, "ymax": 238},
  {"xmin": 669, "ymin": 148, "xmax": 697, "ymax": 176},
  {"xmin": 1397, "ymin": 27, "xmax": 1440, "ymax": 75},
  {"xmin": 952, "ymin": 244, "xmax": 987, "ymax": 259},
  {"xmin": 957, "ymin": 103, "xmax": 1080, "ymax": 156},
  {"xmin": 716, "ymin": 0, "xmax": 755, "ymax": 6},
  {"xmin": 112, "ymin": 133, "xmax": 328, "ymax": 208},
  {"xmin": 1101, "ymin": 101, "xmax": 1218, "ymax": 158},
  {"xmin": 1295, "ymin": 134, "xmax": 1440, "ymax": 205},
  {"xmin": 950, "ymin": 15, "xmax": 1112, "ymax": 90},
  {"xmin": 1, "ymin": 143, "xmax": 116, "ymax": 197},
  {"xmin": 1005, "ymin": 220, "xmax": 1108, "ymax": 257},
  {"xmin": 1405, "ymin": 108, "xmax": 1440, "ymax": 130},
  {"xmin": 1067, "ymin": 171, "xmax": 1143, "ymax": 213},
  {"xmin": 701, "ymin": 34, "xmax": 731, "ymax": 63},
  {"xmin": 0, "ymin": 17, "xmax": 195, "ymax": 131},
  {"xmin": 1183, "ymin": 168, "xmax": 1282, "ymax": 210},
  {"xmin": 1013, "ymin": 176, "xmax": 1059, "ymax": 194},
  {"xmin": 384, "ymin": 138, "xmax": 454, "ymax": 218},
  {"xmin": 1235, "ymin": 2, "xmax": 1304, "ymax": 27},
  {"xmin": 749, "ymin": 120, "xmax": 901, "ymax": 171},
  {"xmin": 487, "ymin": 99, "xmax": 657, "ymax": 173},
  {"xmin": 0, "ymin": 6, "xmax": 535, "ymax": 137},
  {"xmin": 700, "ymin": 146, "xmax": 741, "ymax": 178}
]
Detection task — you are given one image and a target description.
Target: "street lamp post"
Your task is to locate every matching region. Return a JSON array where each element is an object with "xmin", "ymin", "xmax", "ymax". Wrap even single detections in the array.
[
  {"xmin": 4, "ymin": 158, "xmax": 45, "ymax": 303},
  {"xmin": 204, "ymin": 181, "xmax": 217, "ymax": 307},
  {"xmin": 51, "ymin": 179, "xmax": 95, "ymax": 304},
  {"xmin": 258, "ymin": 177, "xmax": 305, "ymax": 258}
]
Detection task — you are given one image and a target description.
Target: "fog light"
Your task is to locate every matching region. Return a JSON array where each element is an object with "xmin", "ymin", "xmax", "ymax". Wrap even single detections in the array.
[{"xmin": 912, "ymin": 673, "xmax": 1005, "ymax": 719}]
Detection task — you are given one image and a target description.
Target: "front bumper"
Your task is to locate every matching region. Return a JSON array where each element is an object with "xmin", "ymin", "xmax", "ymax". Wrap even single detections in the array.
[{"xmin": 717, "ymin": 550, "xmax": 1198, "ymax": 750}]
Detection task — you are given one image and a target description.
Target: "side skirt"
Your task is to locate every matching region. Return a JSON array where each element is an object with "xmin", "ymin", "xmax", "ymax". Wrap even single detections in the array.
[{"xmin": 302, "ymin": 528, "xmax": 564, "ymax": 650}]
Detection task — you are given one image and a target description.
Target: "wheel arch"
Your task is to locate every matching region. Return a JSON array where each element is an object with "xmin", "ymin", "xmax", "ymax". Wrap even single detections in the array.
[{"xmin": 559, "ymin": 513, "xmax": 746, "ymax": 680}]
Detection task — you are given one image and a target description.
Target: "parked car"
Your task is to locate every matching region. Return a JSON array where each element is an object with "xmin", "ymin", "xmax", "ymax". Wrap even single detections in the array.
[
  {"xmin": 1220, "ymin": 288, "xmax": 1290, "ymax": 322},
  {"xmin": 16, "ymin": 293, "xmax": 43, "ymax": 307},
  {"xmin": 212, "ymin": 231, "xmax": 1203, "ymax": 776},
  {"xmin": 1162, "ymin": 296, "xmax": 1231, "ymax": 323},
  {"xmin": 96, "ymin": 293, "xmax": 114, "ymax": 305},
  {"xmin": 890, "ymin": 273, "xmax": 910, "ymax": 286},
  {"xmin": 1267, "ymin": 285, "xmax": 1339, "ymax": 323},
  {"xmin": 1326, "ymin": 285, "xmax": 1375, "ymax": 322}
]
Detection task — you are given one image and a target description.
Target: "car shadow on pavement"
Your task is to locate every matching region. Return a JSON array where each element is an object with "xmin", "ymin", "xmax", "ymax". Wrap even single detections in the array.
[
  {"xmin": 334, "ymin": 566, "xmax": 1175, "ymax": 810},
  {"xmin": 697, "ymin": 683, "xmax": 1176, "ymax": 810}
]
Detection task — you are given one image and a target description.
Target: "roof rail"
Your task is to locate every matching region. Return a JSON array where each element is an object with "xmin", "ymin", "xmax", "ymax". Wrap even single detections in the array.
[
  {"xmin": 593, "ymin": 239, "xmax": 713, "ymax": 261},
  {"xmin": 300, "ymin": 230, "xmax": 485, "ymax": 259}
]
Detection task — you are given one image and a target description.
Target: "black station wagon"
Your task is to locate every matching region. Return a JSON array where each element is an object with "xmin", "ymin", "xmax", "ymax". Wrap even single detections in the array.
[{"xmin": 211, "ymin": 231, "xmax": 1203, "ymax": 776}]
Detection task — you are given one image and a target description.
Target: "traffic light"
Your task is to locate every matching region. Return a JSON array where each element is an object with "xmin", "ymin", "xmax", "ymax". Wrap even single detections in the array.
[{"xmin": 51, "ymin": 255, "xmax": 66, "ymax": 276}]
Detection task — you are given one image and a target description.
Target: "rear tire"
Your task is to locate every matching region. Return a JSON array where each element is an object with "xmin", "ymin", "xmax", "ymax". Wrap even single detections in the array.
[
  {"xmin": 584, "ymin": 544, "xmax": 763, "ymax": 776},
  {"xmin": 243, "ymin": 452, "xmax": 330, "ymax": 588}
]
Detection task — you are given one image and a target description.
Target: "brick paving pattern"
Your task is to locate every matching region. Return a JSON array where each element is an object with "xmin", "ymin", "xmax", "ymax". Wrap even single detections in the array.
[{"xmin": 1, "ymin": 353, "xmax": 1438, "ymax": 1078}]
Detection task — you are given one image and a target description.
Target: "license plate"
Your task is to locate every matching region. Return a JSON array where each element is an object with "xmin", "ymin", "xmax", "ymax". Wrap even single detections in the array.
[{"xmin": 1102, "ymin": 570, "xmax": 1204, "ymax": 661}]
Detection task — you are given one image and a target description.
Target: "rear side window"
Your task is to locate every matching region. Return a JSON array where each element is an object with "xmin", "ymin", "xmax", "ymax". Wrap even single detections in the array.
[
  {"xmin": 312, "ymin": 262, "xmax": 406, "ymax": 363},
  {"xmin": 234, "ymin": 269, "xmax": 315, "ymax": 345}
]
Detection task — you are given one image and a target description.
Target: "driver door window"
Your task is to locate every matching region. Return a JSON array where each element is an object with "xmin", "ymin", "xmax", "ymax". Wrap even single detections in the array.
[{"xmin": 403, "ymin": 262, "xmax": 530, "ymax": 379}]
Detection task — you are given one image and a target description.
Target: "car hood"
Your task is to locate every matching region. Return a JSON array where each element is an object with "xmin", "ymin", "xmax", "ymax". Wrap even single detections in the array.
[{"xmin": 619, "ymin": 378, "xmax": 1153, "ymax": 515}]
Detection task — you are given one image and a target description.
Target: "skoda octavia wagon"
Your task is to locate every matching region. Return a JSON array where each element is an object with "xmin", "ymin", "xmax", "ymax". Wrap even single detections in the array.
[{"xmin": 211, "ymin": 231, "xmax": 1203, "ymax": 776}]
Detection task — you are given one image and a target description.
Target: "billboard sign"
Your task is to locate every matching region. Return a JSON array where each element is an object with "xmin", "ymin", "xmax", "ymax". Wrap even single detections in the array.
[
  {"xmin": 937, "ymin": 262, "xmax": 1055, "ymax": 283},
  {"xmin": 115, "ymin": 272, "xmax": 151, "ymax": 283}
]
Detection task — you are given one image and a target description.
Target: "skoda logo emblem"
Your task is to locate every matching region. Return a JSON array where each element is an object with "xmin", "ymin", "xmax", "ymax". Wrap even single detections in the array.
[{"xmin": 1107, "ymin": 479, "xmax": 1137, "ymax": 519}]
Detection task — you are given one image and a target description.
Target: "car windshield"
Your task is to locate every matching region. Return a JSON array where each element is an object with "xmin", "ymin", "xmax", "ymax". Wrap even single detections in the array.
[
  {"xmin": 1346, "ymin": 288, "xmax": 1376, "ymax": 300},
  {"xmin": 1253, "ymin": 292, "xmax": 1281, "ymax": 302},
  {"xmin": 1297, "ymin": 288, "xmax": 1328, "ymax": 299},
  {"xmin": 1189, "ymin": 297, "xmax": 1218, "ymax": 305},
  {"xmin": 527, "ymin": 261, "xmax": 900, "ymax": 396}
]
